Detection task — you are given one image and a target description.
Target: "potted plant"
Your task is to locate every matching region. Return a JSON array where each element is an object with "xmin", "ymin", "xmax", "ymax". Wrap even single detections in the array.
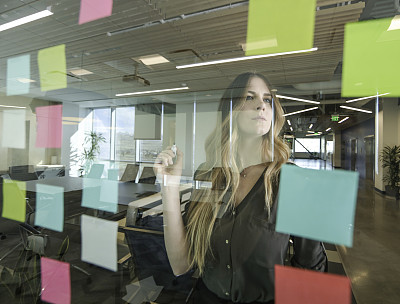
[
  {"xmin": 380, "ymin": 145, "xmax": 400, "ymax": 199},
  {"xmin": 79, "ymin": 131, "xmax": 105, "ymax": 177}
]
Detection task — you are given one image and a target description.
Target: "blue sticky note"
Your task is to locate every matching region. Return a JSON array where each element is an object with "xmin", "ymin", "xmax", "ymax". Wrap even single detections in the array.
[
  {"xmin": 81, "ymin": 215, "xmax": 117, "ymax": 271},
  {"xmin": 7, "ymin": 54, "xmax": 31, "ymax": 96},
  {"xmin": 35, "ymin": 184, "xmax": 64, "ymax": 232},
  {"xmin": 82, "ymin": 178, "xmax": 118, "ymax": 213},
  {"xmin": 86, "ymin": 164, "xmax": 104, "ymax": 178},
  {"xmin": 276, "ymin": 165, "xmax": 359, "ymax": 247}
]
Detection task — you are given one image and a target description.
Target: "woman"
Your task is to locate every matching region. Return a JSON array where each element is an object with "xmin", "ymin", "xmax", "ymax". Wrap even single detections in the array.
[{"xmin": 154, "ymin": 72, "xmax": 327, "ymax": 304}]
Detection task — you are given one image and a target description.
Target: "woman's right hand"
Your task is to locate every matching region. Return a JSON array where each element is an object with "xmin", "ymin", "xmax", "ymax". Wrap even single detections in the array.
[{"xmin": 154, "ymin": 146, "xmax": 183, "ymax": 186}]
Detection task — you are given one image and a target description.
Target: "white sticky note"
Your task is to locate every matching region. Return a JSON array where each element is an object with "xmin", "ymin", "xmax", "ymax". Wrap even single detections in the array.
[
  {"xmin": 1, "ymin": 110, "xmax": 26, "ymax": 149},
  {"xmin": 81, "ymin": 215, "xmax": 117, "ymax": 271}
]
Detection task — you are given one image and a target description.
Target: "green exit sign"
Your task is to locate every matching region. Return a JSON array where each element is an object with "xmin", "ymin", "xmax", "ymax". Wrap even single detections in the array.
[{"xmin": 331, "ymin": 115, "xmax": 339, "ymax": 121}]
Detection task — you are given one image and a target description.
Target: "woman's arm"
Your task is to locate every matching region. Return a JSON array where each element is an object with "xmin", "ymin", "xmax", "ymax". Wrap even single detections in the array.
[
  {"xmin": 154, "ymin": 147, "xmax": 191, "ymax": 275},
  {"xmin": 291, "ymin": 237, "xmax": 327, "ymax": 272}
]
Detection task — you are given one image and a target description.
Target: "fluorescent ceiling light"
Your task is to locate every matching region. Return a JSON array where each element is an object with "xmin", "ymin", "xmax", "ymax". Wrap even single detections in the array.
[
  {"xmin": 138, "ymin": 54, "xmax": 169, "ymax": 65},
  {"xmin": 307, "ymin": 130, "xmax": 314, "ymax": 133},
  {"xmin": 326, "ymin": 127, "xmax": 332, "ymax": 132},
  {"xmin": 338, "ymin": 117, "xmax": 349, "ymax": 124},
  {"xmin": 309, "ymin": 124, "xmax": 313, "ymax": 129},
  {"xmin": 0, "ymin": 9, "xmax": 53, "ymax": 32},
  {"xmin": 17, "ymin": 78, "xmax": 36, "ymax": 83},
  {"xmin": 283, "ymin": 107, "xmax": 319, "ymax": 117},
  {"xmin": 306, "ymin": 133, "xmax": 320, "ymax": 137},
  {"xmin": 346, "ymin": 93, "xmax": 390, "ymax": 103},
  {"xmin": 290, "ymin": 127, "xmax": 293, "ymax": 131},
  {"xmin": 0, "ymin": 105, "xmax": 26, "ymax": 109},
  {"xmin": 340, "ymin": 105, "xmax": 373, "ymax": 114},
  {"xmin": 176, "ymin": 47, "xmax": 318, "ymax": 69},
  {"xmin": 69, "ymin": 69, "xmax": 93, "ymax": 76},
  {"xmin": 277, "ymin": 94, "xmax": 320, "ymax": 105},
  {"xmin": 287, "ymin": 120, "xmax": 291, "ymax": 126},
  {"xmin": 116, "ymin": 86, "xmax": 189, "ymax": 97}
]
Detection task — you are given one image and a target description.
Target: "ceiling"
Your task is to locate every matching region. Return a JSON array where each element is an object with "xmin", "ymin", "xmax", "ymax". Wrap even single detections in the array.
[{"xmin": 0, "ymin": 0, "xmax": 397, "ymax": 136}]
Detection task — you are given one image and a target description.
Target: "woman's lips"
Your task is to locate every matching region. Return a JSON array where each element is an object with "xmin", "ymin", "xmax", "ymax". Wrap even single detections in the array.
[{"xmin": 252, "ymin": 116, "xmax": 266, "ymax": 121}]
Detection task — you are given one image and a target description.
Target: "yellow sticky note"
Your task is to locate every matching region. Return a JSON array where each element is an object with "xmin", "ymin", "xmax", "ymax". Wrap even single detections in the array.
[
  {"xmin": 2, "ymin": 180, "xmax": 26, "ymax": 222},
  {"xmin": 246, "ymin": 0, "xmax": 316, "ymax": 56},
  {"xmin": 342, "ymin": 17, "xmax": 400, "ymax": 97},
  {"xmin": 38, "ymin": 44, "xmax": 67, "ymax": 92}
]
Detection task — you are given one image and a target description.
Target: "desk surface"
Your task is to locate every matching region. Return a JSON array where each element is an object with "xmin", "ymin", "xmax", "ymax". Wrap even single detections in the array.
[{"xmin": 24, "ymin": 176, "xmax": 162, "ymax": 206}]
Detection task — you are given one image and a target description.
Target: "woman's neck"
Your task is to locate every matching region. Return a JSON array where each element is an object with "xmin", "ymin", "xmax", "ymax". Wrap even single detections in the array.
[{"xmin": 237, "ymin": 136, "xmax": 264, "ymax": 170}]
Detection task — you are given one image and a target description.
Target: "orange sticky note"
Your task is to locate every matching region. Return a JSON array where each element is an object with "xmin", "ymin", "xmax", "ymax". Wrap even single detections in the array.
[{"xmin": 275, "ymin": 265, "xmax": 351, "ymax": 304}]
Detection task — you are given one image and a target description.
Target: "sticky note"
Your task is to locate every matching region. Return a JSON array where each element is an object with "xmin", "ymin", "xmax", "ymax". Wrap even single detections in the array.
[
  {"xmin": 86, "ymin": 163, "xmax": 104, "ymax": 178},
  {"xmin": 342, "ymin": 17, "xmax": 400, "ymax": 97},
  {"xmin": 81, "ymin": 215, "xmax": 118, "ymax": 271},
  {"xmin": 123, "ymin": 277, "xmax": 163, "ymax": 304},
  {"xmin": 108, "ymin": 168, "xmax": 119, "ymax": 181},
  {"xmin": 38, "ymin": 44, "xmax": 67, "ymax": 91},
  {"xmin": 275, "ymin": 265, "xmax": 351, "ymax": 304},
  {"xmin": 6, "ymin": 54, "xmax": 31, "ymax": 96},
  {"xmin": 35, "ymin": 184, "xmax": 64, "ymax": 232},
  {"xmin": 246, "ymin": 0, "xmax": 316, "ymax": 56},
  {"xmin": 79, "ymin": 0, "xmax": 113, "ymax": 24},
  {"xmin": 276, "ymin": 165, "xmax": 359, "ymax": 247},
  {"xmin": 82, "ymin": 178, "xmax": 118, "ymax": 213},
  {"xmin": 36, "ymin": 105, "xmax": 63, "ymax": 148},
  {"xmin": 2, "ymin": 180, "xmax": 26, "ymax": 222},
  {"xmin": 1, "ymin": 109, "xmax": 26, "ymax": 149},
  {"xmin": 41, "ymin": 257, "xmax": 71, "ymax": 304}
]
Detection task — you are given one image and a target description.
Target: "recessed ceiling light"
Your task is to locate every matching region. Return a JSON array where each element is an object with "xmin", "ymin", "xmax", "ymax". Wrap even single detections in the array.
[
  {"xmin": 340, "ymin": 105, "xmax": 373, "ymax": 114},
  {"xmin": 388, "ymin": 15, "xmax": 400, "ymax": 31},
  {"xmin": 116, "ymin": 86, "xmax": 189, "ymax": 97},
  {"xmin": 138, "ymin": 54, "xmax": 169, "ymax": 65},
  {"xmin": 287, "ymin": 120, "xmax": 291, "ymax": 126},
  {"xmin": 309, "ymin": 124, "xmax": 313, "ymax": 129},
  {"xmin": 277, "ymin": 94, "xmax": 320, "ymax": 105},
  {"xmin": 17, "ymin": 78, "xmax": 36, "ymax": 83},
  {"xmin": 283, "ymin": 107, "xmax": 319, "ymax": 117},
  {"xmin": 176, "ymin": 48, "xmax": 318, "ymax": 69},
  {"xmin": 290, "ymin": 127, "xmax": 293, "ymax": 131},
  {"xmin": 0, "ymin": 8, "xmax": 53, "ymax": 32},
  {"xmin": 326, "ymin": 127, "xmax": 332, "ymax": 132},
  {"xmin": 69, "ymin": 69, "xmax": 93, "ymax": 76}
]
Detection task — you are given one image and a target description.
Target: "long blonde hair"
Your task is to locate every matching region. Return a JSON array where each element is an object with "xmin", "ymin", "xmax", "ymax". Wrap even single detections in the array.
[{"xmin": 185, "ymin": 72, "xmax": 289, "ymax": 274}]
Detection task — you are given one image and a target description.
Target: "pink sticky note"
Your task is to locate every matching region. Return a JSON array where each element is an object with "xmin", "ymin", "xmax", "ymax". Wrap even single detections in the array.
[
  {"xmin": 275, "ymin": 265, "xmax": 351, "ymax": 304},
  {"xmin": 41, "ymin": 257, "xmax": 71, "ymax": 304},
  {"xmin": 79, "ymin": 0, "xmax": 113, "ymax": 24},
  {"xmin": 36, "ymin": 105, "xmax": 62, "ymax": 148}
]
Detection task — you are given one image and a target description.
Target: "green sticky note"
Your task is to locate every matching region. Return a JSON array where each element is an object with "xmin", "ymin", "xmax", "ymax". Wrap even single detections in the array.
[
  {"xmin": 246, "ymin": 0, "xmax": 316, "ymax": 56},
  {"xmin": 342, "ymin": 17, "xmax": 400, "ymax": 97},
  {"xmin": 276, "ymin": 165, "xmax": 359, "ymax": 247},
  {"xmin": 2, "ymin": 180, "xmax": 26, "ymax": 222},
  {"xmin": 35, "ymin": 184, "xmax": 64, "ymax": 232},
  {"xmin": 38, "ymin": 44, "xmax": 67, "ymax": 92}
]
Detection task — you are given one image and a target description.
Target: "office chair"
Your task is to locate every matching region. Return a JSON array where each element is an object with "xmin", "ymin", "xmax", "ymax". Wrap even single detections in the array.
[
  {"xmin": 120, "ymin": 164, "xmax": 140, "ymax": 182},
  {"xmin": 138, "ymin": 167, "xmax": 157, "ymax": 184}
]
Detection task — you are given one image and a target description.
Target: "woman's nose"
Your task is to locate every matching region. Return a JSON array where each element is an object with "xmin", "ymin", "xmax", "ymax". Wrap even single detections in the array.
[{"xmin": 256, "ymin": 98, "xmax": 266, "ymax": 111}]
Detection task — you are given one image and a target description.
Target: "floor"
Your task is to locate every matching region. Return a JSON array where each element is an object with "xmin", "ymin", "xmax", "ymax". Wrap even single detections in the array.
[{"xmin": 294, "ymin": 158, "xmax": 400, "ymax": 304}]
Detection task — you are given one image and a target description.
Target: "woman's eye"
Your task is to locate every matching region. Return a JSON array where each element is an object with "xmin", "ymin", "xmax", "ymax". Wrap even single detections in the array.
[
  {"xmin": 263, "ymin": 98, "xmax": 272, "ymax": 103},
  {"xmin": 246, "ymin": 95, "xmax": 254, "ymax": 101}
]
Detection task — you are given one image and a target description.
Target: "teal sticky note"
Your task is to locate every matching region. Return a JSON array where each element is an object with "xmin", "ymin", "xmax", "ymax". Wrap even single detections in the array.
[
  {"xmin": 82, "ymin": 178, "xmax": 118, "ymax": 213},
  {"xmin": 108, "ymin": 169, "xmax": 119, "ymax": 181},
  {"xmin": 86, "ymin": 163, "xmax": 104, "ymax": 178},
  {"xmin": 35, "ymin": 184, "xmax": 64, "ymax": 232},
  {"xmin": 276, "ymin": 165, "xmax": 359, "ymax": 247},
  {"xmin": 81, "ymin": 215, "xmax": 117, "ymax": 271},
  {"xmin": 7, "ymin": 54, "xmax": 31, "ymax": 96},
  {"xmin": 342, "ymin": 17, "xmax": 400, "ymax": 97}
]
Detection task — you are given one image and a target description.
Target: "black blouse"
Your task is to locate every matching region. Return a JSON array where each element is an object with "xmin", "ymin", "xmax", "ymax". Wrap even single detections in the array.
[{"xmin": 186, "ymin": 167, "xmax": 327, "ymax": 303}]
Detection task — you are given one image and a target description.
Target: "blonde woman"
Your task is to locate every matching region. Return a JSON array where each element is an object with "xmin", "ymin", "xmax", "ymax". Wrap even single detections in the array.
[{"xmin": 155, "ymin": 72, "xmax": 327, "ymax": 304}]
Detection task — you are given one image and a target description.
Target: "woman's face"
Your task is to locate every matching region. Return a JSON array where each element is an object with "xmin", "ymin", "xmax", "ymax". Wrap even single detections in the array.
[{"xmin": 237, "ymin": 77, "xmax": 273, "ymax": 137}]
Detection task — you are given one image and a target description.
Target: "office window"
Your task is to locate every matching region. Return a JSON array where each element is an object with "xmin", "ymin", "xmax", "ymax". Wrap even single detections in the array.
[
  {"xmin": 92, "ymin": 108, "xmax": 111, "ymax": 160},
  {"xmin": 295, "ymin": 138, "xmax": 321, "ymax": 153},
  {"xmin": 115, "ymin": 107, "xmax": 135, "ymax": 161},
  {"xmin": 139, "ymin": 140, "xmax": 163, "ymax": 162}
]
